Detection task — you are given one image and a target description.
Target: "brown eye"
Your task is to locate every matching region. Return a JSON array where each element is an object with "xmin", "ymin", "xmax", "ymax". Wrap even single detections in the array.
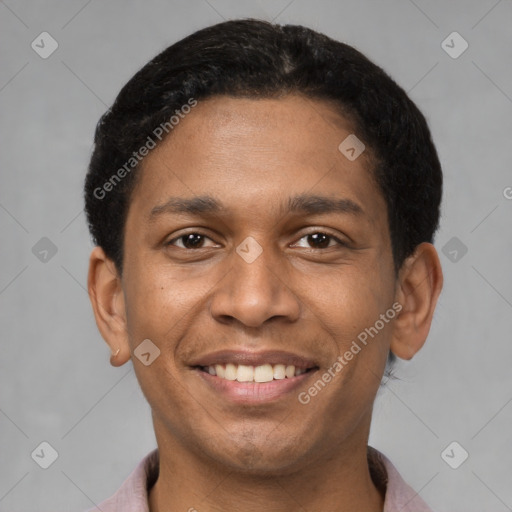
[
  {"xmin": 307, "ymin": 233, "xmax": 331, "ymax": 249},
  {"xmin": 168, "ymin": 233, "xmax": 216, "ymax": 249},
  {"xmin": 293, "ymin": 232, "xmax": 346, "ymax": 249}
]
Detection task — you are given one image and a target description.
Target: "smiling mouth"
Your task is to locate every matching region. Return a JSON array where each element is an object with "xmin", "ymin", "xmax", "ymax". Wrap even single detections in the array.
[{"xmin": 197, "ymin": 363, "xmax": 317, "ymax": 383}]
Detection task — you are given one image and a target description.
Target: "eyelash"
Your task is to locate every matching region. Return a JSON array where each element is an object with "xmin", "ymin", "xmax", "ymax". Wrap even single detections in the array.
[{"xmin": 166, "ymin": 231, "xmax": 348, "ymax": 250}]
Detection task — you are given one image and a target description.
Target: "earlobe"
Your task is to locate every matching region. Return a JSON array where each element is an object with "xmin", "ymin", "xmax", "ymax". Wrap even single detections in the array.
[
  {"xmin": 390, "ymin": 243, "xmax": 443, "ymax": 360},
  {"xmin": 87, "ymin": 246, "xmax": 131, "ymax": 366}
]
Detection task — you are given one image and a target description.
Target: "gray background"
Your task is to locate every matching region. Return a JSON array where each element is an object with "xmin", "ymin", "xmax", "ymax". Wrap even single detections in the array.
[{"xmin": 1, "ymin": 1, "xmax": 511, "ymax": 511}]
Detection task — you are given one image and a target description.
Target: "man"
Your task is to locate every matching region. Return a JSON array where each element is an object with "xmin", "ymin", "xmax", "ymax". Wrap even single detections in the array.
[{"xmin": 84, "ymin": 18, "xmax": 443, "ymax": 512}]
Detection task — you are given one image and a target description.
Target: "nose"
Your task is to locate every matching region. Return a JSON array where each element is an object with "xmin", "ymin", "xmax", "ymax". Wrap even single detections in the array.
[{"xmin": 209, "ymin": 242, "xmax": 301, "ymax": 328}]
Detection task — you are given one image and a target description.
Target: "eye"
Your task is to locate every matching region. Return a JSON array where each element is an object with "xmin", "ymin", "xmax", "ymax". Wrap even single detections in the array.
[
  {"xmin": 292, "ymin": 232, "xmax": 347, "ymax": 250},
  {"xmin": 167, "ymin": 233, "xmax": 218, "ymax": 250}
]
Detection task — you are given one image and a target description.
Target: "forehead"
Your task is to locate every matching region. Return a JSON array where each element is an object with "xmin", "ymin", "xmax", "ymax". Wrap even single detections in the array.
[{"xmin": 130, "ymin": 94, "xmax": 386, "ymax": 229}]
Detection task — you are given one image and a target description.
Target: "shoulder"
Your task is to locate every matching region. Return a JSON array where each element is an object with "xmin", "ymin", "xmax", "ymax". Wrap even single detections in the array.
[
  {"xmin": 368, "ymin": 446, "xmax": 435, "ymax": 512},
  {"xmin": 84, "ymin": 448, "xmax": 159, "ymax": 512}
]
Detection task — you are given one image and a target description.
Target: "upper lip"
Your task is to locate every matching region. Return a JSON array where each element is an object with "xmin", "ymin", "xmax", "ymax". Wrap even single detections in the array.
[{"xmin": 190, "ymin": 349, "xmax": 318, "ymax": 370}]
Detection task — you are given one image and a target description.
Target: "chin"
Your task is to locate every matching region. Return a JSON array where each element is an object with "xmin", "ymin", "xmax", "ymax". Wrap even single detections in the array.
[{"xmin": 197, "ymin": 430, "xmax": 313, "ymax": 476}]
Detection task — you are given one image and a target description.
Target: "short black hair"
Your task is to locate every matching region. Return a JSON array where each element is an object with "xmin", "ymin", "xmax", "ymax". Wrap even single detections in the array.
[{"xmin": 84, "ymin": 18, "xmax": 442, "ymax": 277}]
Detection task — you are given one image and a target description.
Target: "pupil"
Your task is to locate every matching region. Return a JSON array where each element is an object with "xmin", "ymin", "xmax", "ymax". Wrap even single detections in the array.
[
  {"xmin": 309, "ymin": 233, "xmax": 329, "ymax": 248},
  {"xmin": 184, "ymin": 234, "xmax": 203, "ymax": 248}
]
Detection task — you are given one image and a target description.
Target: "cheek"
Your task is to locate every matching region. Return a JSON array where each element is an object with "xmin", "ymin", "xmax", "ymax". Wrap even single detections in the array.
[
  {"xmin": 315, "ymin": 267, "xmax": 394, "ymax": 390},
  {"xmin": 318, "ymin": 285, "xmax": 392, "ymax": 404},
  {"xmin": 318, "ymin": 265, "xmax": 392, "ymax": 335},
  {"xmin": 121, "ymin": 262, "xmax": 176, "ymax": 347},
  {"xmin": 122, "ymin": 260, "xmax": 213, "ymax": 347}
]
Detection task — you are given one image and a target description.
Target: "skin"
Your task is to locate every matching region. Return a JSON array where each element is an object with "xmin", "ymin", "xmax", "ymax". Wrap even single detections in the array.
[{"xmin": 88, "ymin": 94, "xmax": 443, "ymax": 512}]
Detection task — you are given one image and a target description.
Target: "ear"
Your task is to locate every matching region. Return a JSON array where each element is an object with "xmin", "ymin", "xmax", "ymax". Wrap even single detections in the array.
[
  {"xmin": 87, "ymin": 246, "xmax": 131, "ymax": 366},
  {"xmin": 390, "ymin": 242, "xmax": 443, "ymax": 360}
]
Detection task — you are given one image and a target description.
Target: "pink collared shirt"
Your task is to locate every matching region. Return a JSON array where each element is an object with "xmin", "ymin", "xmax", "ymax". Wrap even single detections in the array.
[{"xmin": 85, "ymin": 446, "xmax": 434, "ymax": 512}]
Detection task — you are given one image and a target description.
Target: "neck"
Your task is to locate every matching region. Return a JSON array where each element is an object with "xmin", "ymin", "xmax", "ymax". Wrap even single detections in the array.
[{"xmin": 148, "ymin": 420, "xmax": 384, "ymax": 512}]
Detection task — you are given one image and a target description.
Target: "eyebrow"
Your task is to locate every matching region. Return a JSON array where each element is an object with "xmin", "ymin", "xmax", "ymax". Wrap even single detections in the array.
[{"xmin": 148, "ymin": 194, "xmax": 365, "ymax": 220}]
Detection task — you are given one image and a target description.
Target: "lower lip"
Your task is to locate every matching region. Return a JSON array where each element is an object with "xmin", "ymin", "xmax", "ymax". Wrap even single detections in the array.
[{"xmin": 195, "ymin": 368, "xmax": 317, "ymax": 404}]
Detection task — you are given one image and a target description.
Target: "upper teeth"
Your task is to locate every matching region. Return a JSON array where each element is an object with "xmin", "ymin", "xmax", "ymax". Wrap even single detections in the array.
[{"xmin": 205, "ymin": 364, "xmax": 307, "ymax": 382}]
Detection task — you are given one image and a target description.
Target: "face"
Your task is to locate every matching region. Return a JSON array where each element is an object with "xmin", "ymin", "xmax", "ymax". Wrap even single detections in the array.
[{"xmin": 119, "ymin": 94, "xmax": 398, "ymax": 474}]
